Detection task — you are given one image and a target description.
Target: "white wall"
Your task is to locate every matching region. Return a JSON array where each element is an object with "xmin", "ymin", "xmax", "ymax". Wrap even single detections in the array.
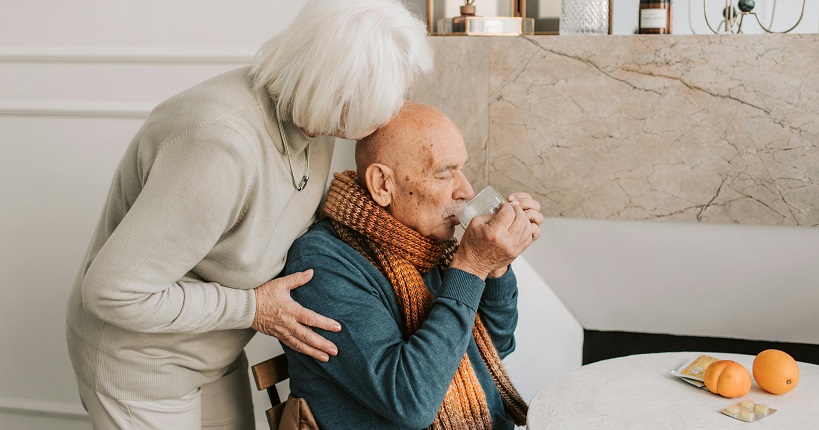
[
  {"xmin": 0, "ymin": 1, "xmax": 581, "ymax": 428},
  {"xmin": 527, "ymin": 218, "xmax": 819, "ymax": 344}
]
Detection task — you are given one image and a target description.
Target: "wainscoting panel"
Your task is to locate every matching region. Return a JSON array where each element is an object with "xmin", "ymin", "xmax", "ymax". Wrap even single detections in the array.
[
  {"xmin": 1, "ymin": 46, "xmax": 256, "ymax": 428},
  {"xmin": 0, "ymin": 48, "xmax": 252, "ymax": 105}
]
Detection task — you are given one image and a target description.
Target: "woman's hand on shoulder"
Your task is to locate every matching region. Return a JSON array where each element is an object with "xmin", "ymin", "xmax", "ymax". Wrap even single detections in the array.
[{"xmin": 251, "ymin": 270, "xmax": 341, "ymax": 362}]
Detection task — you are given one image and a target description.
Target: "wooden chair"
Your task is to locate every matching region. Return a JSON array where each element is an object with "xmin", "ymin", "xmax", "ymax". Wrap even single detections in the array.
[{"xmin": 251, "ymin": 354, "xmax": 290, "ymax": 429}]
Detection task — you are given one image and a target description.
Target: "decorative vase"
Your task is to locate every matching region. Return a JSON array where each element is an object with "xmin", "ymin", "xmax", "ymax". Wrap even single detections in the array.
[{"xmin": 559, "ymin": 0, "xmax": 609, "ymax": 35}]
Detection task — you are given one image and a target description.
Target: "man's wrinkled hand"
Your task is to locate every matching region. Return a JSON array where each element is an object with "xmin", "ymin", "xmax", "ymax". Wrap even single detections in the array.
[
  {"xmin": 452, "ymin": 196, "xmax": 542, "ymax": 279},
  {"xmin": 508, "ymin": 192, "xmax": 544, "ymax": 226},
  {"xmin": 251, "ymin": 270, "xmax": 341, "ymax": 362}
]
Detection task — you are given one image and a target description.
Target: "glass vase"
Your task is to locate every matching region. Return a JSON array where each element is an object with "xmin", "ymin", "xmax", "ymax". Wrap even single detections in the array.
[{"xmin": 559, "ymin": 0, "xmax": 609, "ymax": 35}]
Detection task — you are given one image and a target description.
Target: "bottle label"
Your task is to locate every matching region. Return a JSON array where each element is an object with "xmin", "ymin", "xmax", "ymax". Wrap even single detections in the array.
[{"xmin": 640, "ymin": 9, "xmax": 668, "ymax": 29}]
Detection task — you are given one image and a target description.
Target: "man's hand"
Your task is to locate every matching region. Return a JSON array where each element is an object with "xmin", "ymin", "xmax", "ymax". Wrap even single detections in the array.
[
  {"xmin": 451, "ymin": 194, "xmax": 542, "ymax": 279},
  {"xmin": 251, "ymin": 270, "xmax": 341, "ymax": 362},
  {"xmin": 508, "ymin": 192, "xmax": 544, "ymax": 226}
]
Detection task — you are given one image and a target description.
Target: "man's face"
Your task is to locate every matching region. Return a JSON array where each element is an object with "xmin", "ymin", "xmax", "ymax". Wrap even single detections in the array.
[{"xmin": 388, "ymin": 123, "xmax": 475, "ymax": 241}]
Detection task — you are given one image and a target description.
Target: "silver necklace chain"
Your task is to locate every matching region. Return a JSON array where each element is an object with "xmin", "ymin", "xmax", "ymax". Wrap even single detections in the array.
[{"xmin": 275, "ymin": 101, "xmax": 310, "ymax": 191}]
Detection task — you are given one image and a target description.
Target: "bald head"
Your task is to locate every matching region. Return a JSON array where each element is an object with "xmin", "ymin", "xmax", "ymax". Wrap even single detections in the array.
[
  {"xmin": 353, "ymin": 101, "xmax": 475, "ymax": 240},
  {"xmin": 355, "ymin": 102, "xmax": 458, "ymax": 184}
]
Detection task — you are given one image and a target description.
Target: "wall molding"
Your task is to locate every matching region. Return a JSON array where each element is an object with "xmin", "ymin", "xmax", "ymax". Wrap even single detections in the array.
[
  {"xmin": 0, "ymin": 396, "xmax": 88, "ymax": 421},
  {"xmin": 0, "ymin": 46, "xmax": 255, "ymax": 64},
  {"xmin": 0, "ymin": 100, "xmax": 153, "ymax": 118}
]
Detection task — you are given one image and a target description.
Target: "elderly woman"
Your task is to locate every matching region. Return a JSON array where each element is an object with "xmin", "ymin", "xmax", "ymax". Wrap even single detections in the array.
[{"xmin": 65, "ymin": 0, "xmax": 432, "ymax": 428}]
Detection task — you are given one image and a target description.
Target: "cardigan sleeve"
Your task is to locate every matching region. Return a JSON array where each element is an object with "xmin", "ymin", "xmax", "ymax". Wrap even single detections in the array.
[
  {"xmin": 81, "ymin": 124, "xmax": 257, "ymax": 333},
  {"xmin": 285, "ymin": 248, "xmax": 486, "ymax": 429}
]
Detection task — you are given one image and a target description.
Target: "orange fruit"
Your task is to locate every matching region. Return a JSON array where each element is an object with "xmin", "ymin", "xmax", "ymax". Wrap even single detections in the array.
[
  {"xmin": 753, "ymin": 349, "xmax": 800, "ymax": 394},
  {"xmin": 704, "ymin": 360, "xmax": 752, "ymax": 398}
]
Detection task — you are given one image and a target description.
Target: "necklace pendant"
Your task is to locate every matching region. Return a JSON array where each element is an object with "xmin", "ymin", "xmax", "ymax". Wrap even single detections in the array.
[{"xmin": 296, "ymin": 175, "xmax": 309, "ymax": 191}]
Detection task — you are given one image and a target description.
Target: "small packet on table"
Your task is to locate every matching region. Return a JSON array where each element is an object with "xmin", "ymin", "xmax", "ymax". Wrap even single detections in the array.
[
  {"xmin": 721, "ymin": 398, "xmax": 777, "ymax": 422},
  {"xmin": 670, "ymin": 354, "xmax": 720, "ymax": 388}
]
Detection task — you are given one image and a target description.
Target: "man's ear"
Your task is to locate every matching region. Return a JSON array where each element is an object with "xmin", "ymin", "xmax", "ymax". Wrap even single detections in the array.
[{"xmin": 364, "ymin": 163, "xmax": 394, "ymax": 207}]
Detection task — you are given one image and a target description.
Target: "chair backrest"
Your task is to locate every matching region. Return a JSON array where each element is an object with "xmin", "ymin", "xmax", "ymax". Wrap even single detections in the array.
[{"xmin": 252, "ymin": 354, "xmax": 290, "ymax": 429}]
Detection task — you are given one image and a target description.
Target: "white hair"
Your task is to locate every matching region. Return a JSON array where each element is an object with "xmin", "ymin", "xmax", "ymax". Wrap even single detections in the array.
[{"xmin": 251, "ymin": 0, "xmax": 433, "ymax": 139}]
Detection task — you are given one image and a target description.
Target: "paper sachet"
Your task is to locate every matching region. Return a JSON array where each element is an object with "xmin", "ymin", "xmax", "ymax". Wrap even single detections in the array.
[{"xmin": 670, "ymin": 354, "xmax": 720, "ymax": 388}]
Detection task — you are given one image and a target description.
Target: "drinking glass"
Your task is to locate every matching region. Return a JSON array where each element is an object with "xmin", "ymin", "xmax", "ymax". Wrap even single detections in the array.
[{"xmin": 457, "ymin": 186, "xmax": 507, "ymax": 229}]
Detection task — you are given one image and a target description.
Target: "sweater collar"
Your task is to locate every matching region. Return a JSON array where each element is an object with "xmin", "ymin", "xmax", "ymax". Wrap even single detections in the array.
[{"xmin": 253, "ymin": 83, "xmax": 311, "ymax": 157}]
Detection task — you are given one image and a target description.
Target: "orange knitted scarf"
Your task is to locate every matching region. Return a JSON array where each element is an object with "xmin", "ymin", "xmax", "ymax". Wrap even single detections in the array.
[{"xmin": 322, "ymin": 171, "xmax": 527, "ymax": 429}]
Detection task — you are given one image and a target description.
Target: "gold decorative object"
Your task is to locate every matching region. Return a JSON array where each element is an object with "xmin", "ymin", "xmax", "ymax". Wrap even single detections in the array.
[{"xmin": 700, "ymin": 0, "xmax": 806, "ymax": 34}]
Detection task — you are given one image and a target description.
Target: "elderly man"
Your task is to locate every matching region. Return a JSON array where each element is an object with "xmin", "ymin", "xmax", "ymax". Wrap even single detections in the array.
[{"xmin": 281, "ymin": 102, "xmax": 543, "ymax": 429}]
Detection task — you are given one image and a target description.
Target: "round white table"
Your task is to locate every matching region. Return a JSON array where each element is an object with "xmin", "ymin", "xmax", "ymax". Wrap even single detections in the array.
[{"xmin": 528, "ymin": 351, "xmax": 818, "ymax": 429}]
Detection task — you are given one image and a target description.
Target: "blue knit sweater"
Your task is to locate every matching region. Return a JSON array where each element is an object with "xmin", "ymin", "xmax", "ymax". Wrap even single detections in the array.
[{"xmin": 282, "ymin": 220, "xmax": 519, "ymax": 429}]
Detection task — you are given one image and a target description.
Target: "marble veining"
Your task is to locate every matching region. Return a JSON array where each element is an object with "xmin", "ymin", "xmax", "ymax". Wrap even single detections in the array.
[
  {"xmin": 413, "ymin": 35, "xmax": 818, "ymax": 226},
  {"xmin": 409, "ymin": 36, "xmax": 491, "ymax": 192}
]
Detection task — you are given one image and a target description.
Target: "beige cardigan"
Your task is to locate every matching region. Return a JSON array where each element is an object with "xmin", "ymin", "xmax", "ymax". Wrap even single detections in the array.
[{"xmin": 66, "ymin": 66, "xmax": 334, "ymax": 400}]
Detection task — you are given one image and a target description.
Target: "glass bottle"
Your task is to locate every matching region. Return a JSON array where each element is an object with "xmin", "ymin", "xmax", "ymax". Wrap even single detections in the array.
[
  {"xmin": 452, "ymin": 4, "xmax": 476, "ymax": 33},
  {"xmin": 639, "ymin": 0, "xmax": 672, "ymax": 34}
]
